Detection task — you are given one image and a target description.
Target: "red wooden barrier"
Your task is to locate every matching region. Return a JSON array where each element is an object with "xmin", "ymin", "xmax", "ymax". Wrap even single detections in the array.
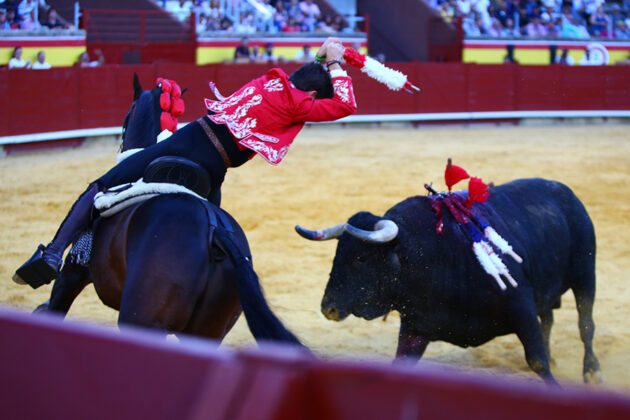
[
  {"xmin": 1, "ymin": 63, "xmax": 629, "ymax": 138},
  {"xmin": 2, "ymin": 308, "xmax": 630, "ymax": 419}
]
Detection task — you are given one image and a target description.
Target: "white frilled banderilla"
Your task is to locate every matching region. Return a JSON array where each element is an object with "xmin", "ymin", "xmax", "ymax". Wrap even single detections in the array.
[
  {"xmin": 342, "ymin": 47, "xmax": 421, "ymax": 93},
  {"xmin": 426, "ymin": 184, "xmax": 523, "ymax": 291}
]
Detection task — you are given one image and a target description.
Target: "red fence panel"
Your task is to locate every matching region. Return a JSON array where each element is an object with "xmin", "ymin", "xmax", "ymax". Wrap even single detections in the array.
[
  {"xmin": 3, "ymin": 308, "xmax": 630, "ymax": 420},
  {"xmin": 467, "ymin": 64, "xmax": 517, "ymax": 111},
  {"xmin": 516, "ymin": 65, "xmax": 564, "ymax": 111},
  {"xmin": 1, "ymin": 63, "xmax": 629, "ymax": 139}
]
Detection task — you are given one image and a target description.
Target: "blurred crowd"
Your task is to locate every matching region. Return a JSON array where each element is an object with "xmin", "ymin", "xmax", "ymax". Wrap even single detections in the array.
[
  {"xmin": 159, "ymin": 0, "xmax": 358, "ymax": 34},
  {"xmin": 431, "ymin": 0, "xmax": 630, "ymax": 39},
  {"xmin": 0, "ymin": 0, "xmax": 73, "ymax": 31}
]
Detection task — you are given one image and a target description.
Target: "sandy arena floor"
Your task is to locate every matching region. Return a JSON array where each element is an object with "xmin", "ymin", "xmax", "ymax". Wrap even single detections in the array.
[{"xmin": 1, "ymin": 122, "xmax": 629, "ymax": 391}]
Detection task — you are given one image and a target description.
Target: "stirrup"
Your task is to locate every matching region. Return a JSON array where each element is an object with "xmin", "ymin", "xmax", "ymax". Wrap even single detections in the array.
[{"xmin": 13, "ymin": 244, "xmax": 60, "ymax": 289}]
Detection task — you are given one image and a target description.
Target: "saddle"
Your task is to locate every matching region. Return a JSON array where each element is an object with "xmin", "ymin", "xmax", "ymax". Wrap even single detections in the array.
[
  {"xmin": 69, "ymin": 157, "xmax": 230, "ymax": 266},
  {"xmin": 94, "ymin": 157, "xmax": 211, "ymax": 217}
]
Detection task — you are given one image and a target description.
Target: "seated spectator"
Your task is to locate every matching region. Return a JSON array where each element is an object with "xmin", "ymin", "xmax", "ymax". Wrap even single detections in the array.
[
  {"xmin": 196, "ymin": 13, "xmax": 208, "ymax": 34},
  {"xmin": 31, "ymin": 50, "xmax": 51, "ymax": 69},
  {"xmin": 17, "ymin": 0, "xmax": 38, "ymax": 19},
  {"xmin": 331, "ymin": 15, "xmax": 347, "ymax": 32},
  {"xmin": 19, "ymin": 7, "xmax": 40, "ymax": 30},
  {"xmin": 294, "ymin": 44, "xmax": 315, "ymax": 62},
  {"xmin": 234, "ymin": 37, "xmax": 250, "ymax": 62},
  {"xmin": 250, "ymin": 45, "xmax": 265, "ymax": 62},
  {"xmin": 262, "ymin": 42, "xmax": 278, "ymax": 62},
  {"xmin": 282, "ymin": 15, "xmax": 301, "ymax": 32},
  {"xmin": 8, "ymin": 46, "xmax": 30, "ymax": 68},
  {"xmin": 164, "ymin": 0, "xmax": 193, "ymax": 22},
  {"xmin": 273, "ymin": 1, "xmax": 288, "ymax": 31},
  {"xmin": 560, "ymin": 5, "xmax": 590, "ymax": 39},
  {"xmin": 486, "ymin": 17, "xmax": 505, "ymax": 36},
  {"xmin": 299, "ymin": 0, "xmax": 320, "ymax": 30},
  {"xmin": 526, "ymin": 15, "xmax": 549, "ymax": 37},
  {"xmin": 41, "ymin": 8, "xmax": 70, "ymax": 29},
  {"xmin": 316, "ymin": 14, "xmax": 335, "ymax": 33},
  {"xmin": 615, "ymin": 21, "xmax": 630, "ymax": 38},
  {"xmin": 610, "ymin": 3, "xmax": 625, "ymax": 27},
  {"xmin": 6, "ymin": 7, "xmax": 20, "ymax": 29},
  {"xmin": 77, "ymin": 49, "xmax": 104, "ymax": 67},
  {"xmin": 0, "ymin": 9, "xmax": 10, "ymax": 30},
  {"xmin": 219, "ymin": 16, "xmax": 233, "ymax": 32},
  {"xmin": 503, "ymin": 17, "xmax": 521, "ymax": 36},
  {"xmin": 588, "ymin": 5, "xmax": 608, "ymax": 36},
  {"xmin": 234, "ymin": 11, "xmax": 256, "ymax": 33}
]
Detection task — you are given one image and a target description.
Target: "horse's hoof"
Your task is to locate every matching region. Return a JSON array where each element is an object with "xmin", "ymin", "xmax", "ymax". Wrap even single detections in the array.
[{"xmin": 33, "ymin": 301, "xmax": 51, "ymax": 313}]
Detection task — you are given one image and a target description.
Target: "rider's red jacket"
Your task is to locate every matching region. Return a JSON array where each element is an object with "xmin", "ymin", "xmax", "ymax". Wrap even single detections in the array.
[{"xmin": 204, "ymin": 67, "xmax": 357, "ymax": 165}]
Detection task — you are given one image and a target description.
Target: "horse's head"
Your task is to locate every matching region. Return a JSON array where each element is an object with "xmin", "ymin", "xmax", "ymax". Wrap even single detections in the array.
[{"xmin": 120, "ymin": 74, "xmax": 164, "ymax": 152}]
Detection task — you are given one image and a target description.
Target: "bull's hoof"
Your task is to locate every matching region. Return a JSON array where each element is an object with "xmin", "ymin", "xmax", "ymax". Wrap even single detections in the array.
[{"xmin": 584, "ymin": 369, "xmax": 603, "ymax": 384}]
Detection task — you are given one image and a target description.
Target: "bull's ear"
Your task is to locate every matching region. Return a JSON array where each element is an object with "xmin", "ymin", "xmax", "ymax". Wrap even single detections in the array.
[{"xmin": 133, "ymin": 73, "xmax": 143, "ymax": 101}]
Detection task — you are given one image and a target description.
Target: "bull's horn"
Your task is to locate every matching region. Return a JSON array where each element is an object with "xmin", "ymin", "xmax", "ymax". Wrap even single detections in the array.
[
  {"xmin": 295, "ymin": 223, "xmax": 347, "ymax": 241},
  {"xmin": 345, "ymin": 219, "xmax": 399, "ymax": 243}
]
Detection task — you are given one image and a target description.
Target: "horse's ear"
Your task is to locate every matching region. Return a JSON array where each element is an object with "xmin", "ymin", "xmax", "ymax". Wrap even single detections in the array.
[
  {"xmin": 133, "ymin": 73, "xmax": 143, "ymax": 101},
  {"xmin": 181, "ymin": 87, "xmax": 188, "ymax": 97}
]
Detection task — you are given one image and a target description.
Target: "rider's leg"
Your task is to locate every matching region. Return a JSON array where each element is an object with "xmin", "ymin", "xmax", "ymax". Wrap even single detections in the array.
[{"xmin": 14, "ymin": 182, "xmax": 100, "ymax": 288}]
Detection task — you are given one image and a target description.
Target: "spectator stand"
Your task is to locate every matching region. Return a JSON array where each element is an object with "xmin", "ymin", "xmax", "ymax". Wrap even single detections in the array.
[
  {"xmin": 0, "ymin": 0, "xmax": 86, "ymax": 68},
  {"xmin": 427, "ymin": 0, "xmax": 630, "ymax": 64}
]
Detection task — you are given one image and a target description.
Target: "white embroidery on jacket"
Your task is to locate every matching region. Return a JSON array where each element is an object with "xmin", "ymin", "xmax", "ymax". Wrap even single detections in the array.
[
  {"xmin": 264, "ymin": 78, "xmax": 284, "ymax": 92},
  {"xmin": 240, "ymin": 139, "xmax": 289, "ymax": 165},
  {"xmin": 333, "ymin": 79, "xmax": 351, "ymax": 104},
  {"xmin": 211, "ymin": 94, "xmax": 263, "ymax": 138},
  {"xmin": 253, "ymin": 132, "xmax": 280, "ymax": 143},
  {"xmin": 207, "ymin": 86, "xmax": 256, "ymax": 113}
]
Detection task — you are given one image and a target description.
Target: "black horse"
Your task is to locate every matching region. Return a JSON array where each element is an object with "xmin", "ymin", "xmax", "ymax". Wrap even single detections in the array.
[{"xmin": 36, "ymin": 75, "xmax": 302, "ymax": 345}]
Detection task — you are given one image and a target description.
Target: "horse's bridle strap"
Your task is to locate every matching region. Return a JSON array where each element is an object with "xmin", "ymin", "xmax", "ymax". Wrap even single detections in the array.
[{"xmin": 197, "ymin": 117, "xmax": 232, "ymax": 168}]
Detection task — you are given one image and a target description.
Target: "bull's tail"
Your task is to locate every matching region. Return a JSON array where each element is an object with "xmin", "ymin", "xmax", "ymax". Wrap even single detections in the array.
[{"xmin": 214, "ymin": 227, "xmax": 304, "ymax": 347}]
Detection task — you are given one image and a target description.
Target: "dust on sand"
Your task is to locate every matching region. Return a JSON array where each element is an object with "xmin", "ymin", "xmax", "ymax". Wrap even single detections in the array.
[{"xmin": 1, "ymin": 123, "xmax": 629, "ymax": 391}]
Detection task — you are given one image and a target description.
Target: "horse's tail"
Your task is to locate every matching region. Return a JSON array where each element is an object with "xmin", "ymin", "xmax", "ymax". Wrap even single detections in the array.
[{"xmin": 214, "ymin": 227, "xmax": 305, "ymax": 347}]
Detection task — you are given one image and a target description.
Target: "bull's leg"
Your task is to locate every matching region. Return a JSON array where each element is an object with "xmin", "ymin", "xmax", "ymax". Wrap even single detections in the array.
[
  {"xmin": 573, "ymin": 288, "xmax": 602, "ymax": 383},
  {"xmin": 539, "ymin": 308, "xmax": 555, "ymax": 366},
  {"xmin": 34, "ymin": 262, "xmax": 90, "ymax": 316},
  {"xmin": 394, "ymin": 316, "xmax": 429, "ymax": 363},
  {"xmin": 513, "ymin": 310, "xmax": 557, "ymax": 384}
]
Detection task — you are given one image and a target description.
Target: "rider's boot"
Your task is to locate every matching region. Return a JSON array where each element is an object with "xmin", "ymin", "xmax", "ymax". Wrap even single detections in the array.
[{"xmin": 13, "ymin": 183, "xmax": 99, "ymax": 289}]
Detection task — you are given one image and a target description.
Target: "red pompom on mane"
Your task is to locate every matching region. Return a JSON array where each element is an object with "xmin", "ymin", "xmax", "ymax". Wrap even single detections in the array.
[{"xmin": 156, "ymin": 77, "xmax": 184, "ymax": 133}]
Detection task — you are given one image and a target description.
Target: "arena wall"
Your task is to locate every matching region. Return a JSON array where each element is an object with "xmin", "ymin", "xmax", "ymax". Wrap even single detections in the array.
[
  {"xmin": 0, "ymin": 62, "xmax": 629, "ymax": 143},
  {"xmin": 2, "ymin": 307, "xmax": 630, "ymax": 419}
]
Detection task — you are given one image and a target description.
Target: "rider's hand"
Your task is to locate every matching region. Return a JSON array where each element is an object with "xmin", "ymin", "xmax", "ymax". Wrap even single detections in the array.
[
  {"xmin": 325, "ymin": 42, "xmax": 344, "ymax": 62},
  {"xmin": 316, "ymin": 37, "xmax": 342, "ymax": 59}
]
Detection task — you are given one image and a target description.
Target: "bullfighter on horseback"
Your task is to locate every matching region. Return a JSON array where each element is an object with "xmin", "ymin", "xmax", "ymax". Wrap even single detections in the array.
[{"xmin": 14, "ymin": 37, "xmax": 357, "ymax": 288}]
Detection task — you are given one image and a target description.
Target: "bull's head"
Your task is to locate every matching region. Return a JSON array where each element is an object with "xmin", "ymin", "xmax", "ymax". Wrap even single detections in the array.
[{"xmin": 296, "ymin": 211, "xmax": 401, "ymax": 322}]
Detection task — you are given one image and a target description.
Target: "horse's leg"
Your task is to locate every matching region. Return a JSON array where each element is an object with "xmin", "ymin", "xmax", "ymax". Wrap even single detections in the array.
[
  {"xmin": 34, "ymin": 262, "xmax": 90, "ymax": 316},
  {"xmin": 181, "ymin": 258, "xmax": 241, "ymax": 340},
  {"xmin": 117, "ymin": 207, "xmax": 209, "ymax": 333}
]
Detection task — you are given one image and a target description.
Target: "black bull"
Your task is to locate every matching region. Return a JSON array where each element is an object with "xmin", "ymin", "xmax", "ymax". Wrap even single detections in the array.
[{"xmin": 296, "ymin": 178, "xmax": 602, "ymax": 383}]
